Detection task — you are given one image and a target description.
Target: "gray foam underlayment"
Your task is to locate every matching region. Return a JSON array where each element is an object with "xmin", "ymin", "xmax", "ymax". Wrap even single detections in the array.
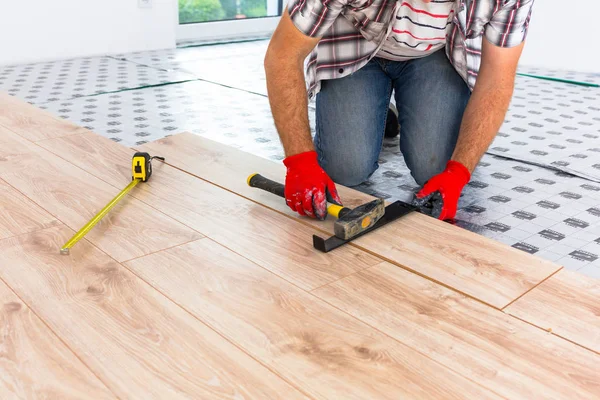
[{"xmin": 1, "ymin": 39, "xmax": 600, "ymax": 278}]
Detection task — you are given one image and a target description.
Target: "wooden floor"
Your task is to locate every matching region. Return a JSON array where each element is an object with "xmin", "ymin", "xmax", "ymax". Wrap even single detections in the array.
[{"xmin": 1, "ymin": 94, "xmax": 600, "ymax": 399}]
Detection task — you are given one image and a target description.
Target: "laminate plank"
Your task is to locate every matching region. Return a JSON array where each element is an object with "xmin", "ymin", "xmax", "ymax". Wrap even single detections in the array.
[
  {"xmin": 505, "ymin": 269, "xmax": 600, "ymax": 354},
  {"xmin": 0, "ymin": 127, "xmax": 201, "ymax": 262},
  {"xmin": 0, "ymin": 279, "xmax": 115, "ymax": 400},
  {"xmin": 352, "ymin": 213, "xmax": 562, "ymax": 308},
  {"xmin": 0, "ymin": 93, "xmax": 87, "ymax": 142},
  {"xmin": 137, "ymin": 132, "xmax": 388, "ymax": 213},
  {"xmin": 0, "ymin": 179, "xmax": 59, "ymax": 240},
  {"xmin": 124, "ymin": 237, "xmax": 500, "ymax": 400},
  {"xmin": 37, "ymin": 131, "xmax": 133, "ymax": 188},
  {"xmin": 139, "ymin": 132, "xmax": 561, "ymax": 308},
  {"xmin": 0, "ymin": 225, "xmax": 307, "ymax": 399},
  {"xmin": 37, "ymin": 131, "xmax": 381, "ymax": 290},
  {"xmin": 312, "ymin": 262, "xmax": 600, "ymax": 399}
]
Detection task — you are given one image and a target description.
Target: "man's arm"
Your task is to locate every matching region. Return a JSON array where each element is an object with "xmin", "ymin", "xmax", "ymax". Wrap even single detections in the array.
[
  {"xmin": 415, "ymin": 38, "xmax": 526, "ymax": 220},
  {"xmin": 451, "ymin": 37, "xmax": 525, "ymax": 171},
  {"xmin": 415, "ymin": 1, "xmax": 533, "ymax": 220},
  {"xmin": 264, "ymin": 9, "xmax": 319, "ymax": 157},
  {"xmin": 264, "ymin": 8, "xmax": 344, "ymax": 219}
]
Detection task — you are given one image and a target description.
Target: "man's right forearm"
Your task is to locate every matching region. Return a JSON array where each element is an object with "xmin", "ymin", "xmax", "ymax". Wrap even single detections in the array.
[{"xmin": 264, "ymin": 54, "xmax": 315, "ymax": 158}]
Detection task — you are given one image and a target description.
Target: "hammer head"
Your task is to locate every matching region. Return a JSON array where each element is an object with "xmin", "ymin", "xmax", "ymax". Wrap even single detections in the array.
[{"xmin": 333, "ymin": 199, "xmax": 385, "ymax": 240}]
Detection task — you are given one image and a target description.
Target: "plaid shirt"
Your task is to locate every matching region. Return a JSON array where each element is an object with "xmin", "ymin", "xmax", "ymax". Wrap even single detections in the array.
[{"xmin": 288, "ymin": 0, "xmax": 534, "ymax": 99}]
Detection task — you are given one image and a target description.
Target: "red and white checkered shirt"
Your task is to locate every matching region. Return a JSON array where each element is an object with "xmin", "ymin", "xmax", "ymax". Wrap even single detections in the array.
[{"xmin": 288, "ymin": 0, "xmax": 534, "ymax": 99}]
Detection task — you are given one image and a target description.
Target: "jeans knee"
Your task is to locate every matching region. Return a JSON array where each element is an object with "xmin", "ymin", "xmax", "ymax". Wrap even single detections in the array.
[
  {"xmin": 408, "ymin": 156, "xmax": 447, "ymax": 186},
  {"xmin": 411, "ymin": 169, "xmax": 431, "ymax": 187},
  {"xmin": 323, "ymin": 158, "xmax": 376, "ymax": 187}
]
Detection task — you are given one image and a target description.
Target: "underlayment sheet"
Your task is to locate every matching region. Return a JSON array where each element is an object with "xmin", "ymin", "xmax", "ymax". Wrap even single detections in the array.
[
  {"xmin": 39, "ymin": 80, "xmax": 286, "ymax": 149},
  {"xmin": 0, "ymin": 56, "xmax": 194, "ymax": 104},
  {"xmin": 112, "ymin": 40, "xmax": 267, "ymax": 69},
  {"xmin": 113, "ymin": 41, "xmax": 269, "ymax": 96},
  {"xmin": 490, "ymin": 76, "xmax": 600, "ymax": 181},
  {"xmin": 517, "ymin": 65, "xmax": 600, "ymax": 86}
]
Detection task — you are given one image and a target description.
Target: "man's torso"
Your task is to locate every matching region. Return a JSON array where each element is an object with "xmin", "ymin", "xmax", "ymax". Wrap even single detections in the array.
[
  {"xmin": 289, "ymin": 0, "xmax": 534, "ymax": 99},
  {"xmin": 378, "ymin": 1, "xmax": 455, "ymax": 61}
]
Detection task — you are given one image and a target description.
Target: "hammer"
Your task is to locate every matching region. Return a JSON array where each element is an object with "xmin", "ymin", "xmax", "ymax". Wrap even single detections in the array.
[{"xmin": 247, "ymin": 173, "xmax": 385, "ymax": 240}]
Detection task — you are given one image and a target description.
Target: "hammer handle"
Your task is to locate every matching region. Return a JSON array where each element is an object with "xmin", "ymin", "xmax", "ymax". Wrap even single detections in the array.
[
  {"xmin": 247, "ymin": 173, "xmax": 285, "ymax": 197},
  {"xmin": 247, "ymin": 173, "xmax": 350, "ymax": 218}
]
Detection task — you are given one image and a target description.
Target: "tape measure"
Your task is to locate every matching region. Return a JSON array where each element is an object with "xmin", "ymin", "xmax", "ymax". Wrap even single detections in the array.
[
  {"xmin": 132, "ymin": 152, "xmax": 164, "ymax": 182},
  {"xmin": 60, "ymin": 152, "xmax": 164, "ymax": 255}
]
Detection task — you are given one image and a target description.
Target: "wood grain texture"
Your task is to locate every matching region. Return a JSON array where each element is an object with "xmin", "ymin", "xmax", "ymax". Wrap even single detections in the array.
[
  {"xmin": 139, "ymin": 132, "xmax": 562, "ymax": 308},
  {"xmin": 125, "ymin": 238, "xmax": 500, "ymax": 400},
  {"xmin": 36, "ymin": 131, "xmax": 133, "ymax": 189},
  {"xmin": 0, "ymin": 179, "xmax": 59, "ymax": 240},
  {"xmin": 313, "ymin": 262, "xmax": 600, "ymax": 399},
  {"xmin": 0, "ymin": 225, "xmax": 307, "ymax": 399},
  {"xmin": 0, "ymin": 279, "xmax": 115, "ymax": 400},
  {"xmin": 352, "ymin": 212, "xmax": 562, "ymax": 308},
  {"xmin": 38, "ymin": 131, "xmax": 381, "ymax": 290},
  {"xmin": 505, "ymin": 269, "xmax": 600, "ymax": 354},
  {"xmin": 0, "ymin": 93, "xmax": 88, "ymax": 142},
  {"xmin": 0, "ymin": 127, "xmax": 201, "ymax": 262}
]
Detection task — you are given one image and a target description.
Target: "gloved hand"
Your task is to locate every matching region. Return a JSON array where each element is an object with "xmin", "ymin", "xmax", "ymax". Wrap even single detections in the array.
[
  {"xmin": 413, "ymin": 160, "xmax": 471, "ymax": 221},
  {"xmin": 283, "ymin": 151, "xmax": 342, "ymax": 220}
]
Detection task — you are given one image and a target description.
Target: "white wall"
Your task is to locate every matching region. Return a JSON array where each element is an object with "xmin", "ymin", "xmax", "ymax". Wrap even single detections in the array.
[
  {"xmin": 519, "ymin": 0, "xmax": 599, "ymax": 73},
  {"xmin": 2, "ymin": 0, "xmax": 598, "ymax": 73},
  {"xmin": 0, "ymin": 0, "xmax": 178, "ymax": 66}
]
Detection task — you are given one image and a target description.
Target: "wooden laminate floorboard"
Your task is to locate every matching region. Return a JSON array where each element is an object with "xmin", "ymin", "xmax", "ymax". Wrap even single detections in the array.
[
  {"xmin": 0, "ymin": 127, "xmax": 201, "ymax": 262},
  {"xmin": 139, "ymin": 132, "xmax": 561, "ymax": 308},
  {"xmin": 0, "ymin": 179, "xmax": 59, "ymax": 240},
  {"xmin": 0, "ymin": 93, "xmax": 88, "ymax": 142},
  {"xmin": 0, "ymin": 225, "xmax": 308, "ymax": 399},
  {"xmin": 125, "ymin": 237, "xmax": 500, "ymax": 400},
  {"xmin": 312, "ymin": 262, "xmax": 600, "ymax": 399},
  {"xmin": 505, "ymin": 269, "xmax": 600, "ymax": 354},
  {"xmin": 37, "ymin": 130, "xmax": 133, "ymax": 188},
  {"xmin": 0, "ymin": 279, "xmax": 115, "ymax": 400},
  {"xmin": 37, "ymin": 131, "xmax": 381, "ymax": 290}
]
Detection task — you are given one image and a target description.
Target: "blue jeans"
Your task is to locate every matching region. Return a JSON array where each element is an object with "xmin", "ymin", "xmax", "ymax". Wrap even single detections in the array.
[{"xmin": 314, "ymin": 49, "xmax": 471, "ymax": 187}]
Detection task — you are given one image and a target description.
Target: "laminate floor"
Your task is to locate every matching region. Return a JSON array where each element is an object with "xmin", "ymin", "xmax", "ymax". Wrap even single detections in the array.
[{"xmin": 1, "ymin": 95, "xmax": 600, "ymax": 398}]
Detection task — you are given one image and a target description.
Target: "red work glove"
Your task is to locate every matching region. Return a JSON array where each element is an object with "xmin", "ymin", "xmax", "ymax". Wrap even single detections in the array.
[
  {"xmin": 414, "ymin": 160, "xmax": 471, "ymax": 221},
  {"xmin": 283, "ymin": 151, "xmax": 342, "ymax": 220}
]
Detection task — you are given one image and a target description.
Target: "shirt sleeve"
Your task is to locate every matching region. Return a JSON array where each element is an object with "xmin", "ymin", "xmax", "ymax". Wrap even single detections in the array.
[
  {"xmin": 287, "ymin": 0, "xmax": 349, "ymax": 38},
  {"xmin": 484, "ymin": 0, "xmax": 535, "ymax": 48}
]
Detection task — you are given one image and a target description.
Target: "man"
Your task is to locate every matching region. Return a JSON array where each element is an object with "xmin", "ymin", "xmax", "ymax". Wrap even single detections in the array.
[{"xmin": 264, "ymin": 0, "xmax": 534, "ymax": 221}]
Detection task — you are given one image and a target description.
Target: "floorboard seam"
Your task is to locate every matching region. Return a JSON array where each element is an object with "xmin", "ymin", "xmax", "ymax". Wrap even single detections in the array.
[
  {"xmin": 4, "ymin": 133, "xmax": 334, "ymax": 293},
  {"xmin": 125, "ymin": 235, "xmax": 504, "ymax": 399},
  {"xmin": 119, "ymin": 236, "xmax": 205, "ymax": 264},
  {"xmin": 500, "ymin": 267, "xmax": 564, "ymax": 311},
  {"xmin": 15, "ymin": 135, "xmax": 446, "ymax": 305},
  {"xmin": 109, "ymin": 238, "xmax": 318, "ymax": 400},
  {"xmin": 506, "ymin": 314, "xmax": 600, "ymax": 357},
  {"xmin": 199, "ymin": 237, "xmax": 318, "ymax": 291},
  {"xmin": 140, "ymin": 155, "xmax": 536, "ymax": 311},
  {"xmin": 15, "ymin": 135, "xmax": 207, "ymax": 243},
  {"xmin": 0, "ymin": 226, "xmax": 121, "ymax": 400}
]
